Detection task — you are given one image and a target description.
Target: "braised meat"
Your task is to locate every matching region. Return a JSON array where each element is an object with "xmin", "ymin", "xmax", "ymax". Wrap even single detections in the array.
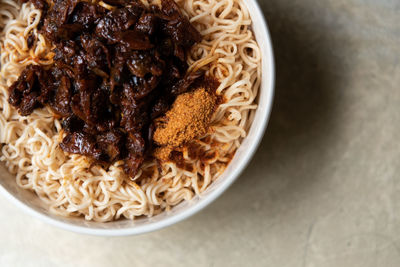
[
  {"xmin": 8, "ymin": 0, "xmax": 202, "ymax": 178},
  {"xmin": 23, "ymin": 0, "xmax": 48, "ymax": 10}
]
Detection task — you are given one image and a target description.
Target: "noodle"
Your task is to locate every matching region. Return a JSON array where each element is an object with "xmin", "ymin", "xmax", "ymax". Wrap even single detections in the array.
[{"xmin": 0, "ymin": 0, "xmax": 261, "ymax": 221}]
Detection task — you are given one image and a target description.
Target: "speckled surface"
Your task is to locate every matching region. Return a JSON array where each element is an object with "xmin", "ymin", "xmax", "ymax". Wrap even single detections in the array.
[{"xmin": 1, "ymin": 0, "xmax": 400, "ymax": 266}]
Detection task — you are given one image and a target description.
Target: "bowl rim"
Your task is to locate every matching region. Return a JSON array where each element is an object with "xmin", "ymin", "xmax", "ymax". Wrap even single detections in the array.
[{"xmin": 0, "ymin": 0, "xmax": 275, "ymax": 236}]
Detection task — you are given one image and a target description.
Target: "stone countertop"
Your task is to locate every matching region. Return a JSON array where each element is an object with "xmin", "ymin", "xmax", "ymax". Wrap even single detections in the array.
[{"xmin": 1, "ymin": 0, "xmax": 400, "ymax": 266}]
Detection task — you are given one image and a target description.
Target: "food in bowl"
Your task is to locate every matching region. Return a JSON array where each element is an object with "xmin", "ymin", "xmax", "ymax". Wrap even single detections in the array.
[{"xmin": 0, "ymin": 0, "xmax": 262, "ymax": 222}]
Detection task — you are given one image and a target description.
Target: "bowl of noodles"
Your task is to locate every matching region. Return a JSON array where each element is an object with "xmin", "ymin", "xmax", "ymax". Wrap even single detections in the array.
[{"xmin": 0, "ymin": 0, "xmax": 274, "ymax": 236}]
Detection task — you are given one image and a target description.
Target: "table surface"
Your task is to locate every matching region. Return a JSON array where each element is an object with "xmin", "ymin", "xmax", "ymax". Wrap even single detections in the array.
[{"xmin": 1, "ymin": 0, "xmax": 400, "ymax": 266}]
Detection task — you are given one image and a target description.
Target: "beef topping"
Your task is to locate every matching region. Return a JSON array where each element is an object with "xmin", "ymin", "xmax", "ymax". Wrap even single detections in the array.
[{"xmin": 8, "ymin": 0, "xmax": 202, "ymax": 178}]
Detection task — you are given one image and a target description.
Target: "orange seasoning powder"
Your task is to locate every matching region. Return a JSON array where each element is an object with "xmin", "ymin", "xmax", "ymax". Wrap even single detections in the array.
[{"xmin": 153, "ymin": 87, "xmax": 218, "ymax": 161}]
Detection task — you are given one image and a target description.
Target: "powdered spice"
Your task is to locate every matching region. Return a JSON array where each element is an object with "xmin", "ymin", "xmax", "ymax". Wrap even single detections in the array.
[{"xmin": 153, "ymin": 87, "xmax": 218, "ymax": 161}]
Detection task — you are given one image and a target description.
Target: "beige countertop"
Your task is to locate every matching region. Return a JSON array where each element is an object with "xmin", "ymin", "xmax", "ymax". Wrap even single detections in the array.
[{"xmin": 1, "ymin": 0, "xmax": 400, "ymax": 266}]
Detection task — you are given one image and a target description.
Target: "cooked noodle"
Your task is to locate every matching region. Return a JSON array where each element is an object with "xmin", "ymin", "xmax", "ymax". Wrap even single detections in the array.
[{"xmin": 0, "ymin": 0, "xmax": 261, "ymax": 221}]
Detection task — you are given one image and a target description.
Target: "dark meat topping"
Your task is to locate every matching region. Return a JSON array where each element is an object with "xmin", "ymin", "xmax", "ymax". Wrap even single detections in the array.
[
  {"xmin": 23, "ymin": 0, "xmax": 48, "ymax": 10},
  {"xmin": 9, "ymin": 0, "xmax": 202, "ymax": 178},
  {"xmin": 60, "ymin": 132, "xmax": 103, "ymax": 161}
]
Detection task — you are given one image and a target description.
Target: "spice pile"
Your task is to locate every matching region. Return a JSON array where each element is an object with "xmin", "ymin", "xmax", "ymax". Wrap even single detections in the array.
[{"xmin": 153, "ymin": 87, "xmax": 218, "ymax": 161}]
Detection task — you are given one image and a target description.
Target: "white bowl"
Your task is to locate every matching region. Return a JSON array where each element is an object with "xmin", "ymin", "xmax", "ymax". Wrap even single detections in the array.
[{"xmin": 0, "ymin": 0, "xmax": 275, "ymax": 236}]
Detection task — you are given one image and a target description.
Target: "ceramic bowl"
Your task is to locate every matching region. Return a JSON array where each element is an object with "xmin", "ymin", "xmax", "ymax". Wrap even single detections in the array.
[{"xmin": 0, "ymin": 0, "xmax": 275, "ymax": 236}]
